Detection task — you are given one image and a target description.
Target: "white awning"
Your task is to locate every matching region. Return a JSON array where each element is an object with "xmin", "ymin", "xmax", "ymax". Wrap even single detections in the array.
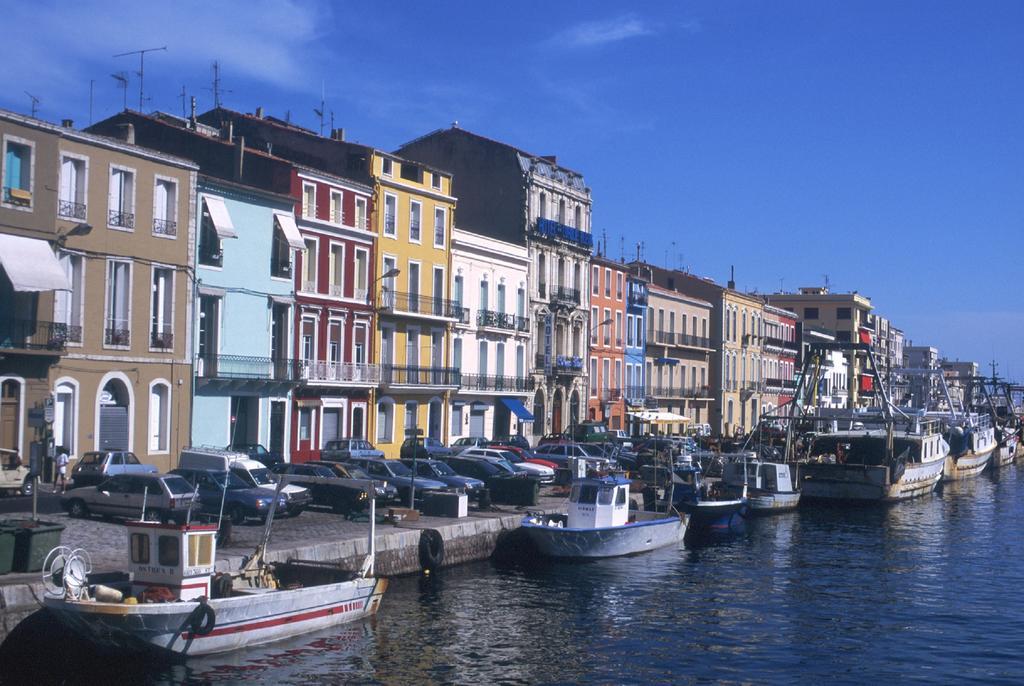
[
  {"xmin": 273, "ymin": 212, "xmax": 305, "ymax": 250},
  {"xmin": 628, "ymin": 410, "xmax": 691, "ymax": 424},
  {"xmin": 202, "ymin": 195, "xmax": 237, "ymax": 239},
  {"xmin": 0, "ymin": 234, "xmax": 70, "ymax": 292}
]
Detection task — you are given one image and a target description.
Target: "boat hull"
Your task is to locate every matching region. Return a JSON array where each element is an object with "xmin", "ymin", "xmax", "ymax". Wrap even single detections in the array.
[
  {"xmin": 747, "ymin": 491, "xmax": 801, "ymax": 513},
  {"xmin": 43, "ymin": 576, "xmax": 387, "ymax": 657},
  {"xmin": 992, "ymin": 436, "xmax": 1018, "ymax": 468},
  {"xmin": 679, "ymin": 499, "xmax": 748, "ymax": 534},
  {"xmin": 942, "ymin": 447, "xmax": 994, "ymax": 481},
  {"xmin": 800, "ymin": 456, "xmax": 944, "ymax": 502},
  {"xmin": 521, "ymin": 511, "xmax": 686, "ymax": 559}
]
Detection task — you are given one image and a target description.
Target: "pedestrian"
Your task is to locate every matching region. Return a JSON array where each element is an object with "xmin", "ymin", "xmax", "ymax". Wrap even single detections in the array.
[{"xmin": 56, "ymin": 446, "xmax": 69, "ymax": 494}]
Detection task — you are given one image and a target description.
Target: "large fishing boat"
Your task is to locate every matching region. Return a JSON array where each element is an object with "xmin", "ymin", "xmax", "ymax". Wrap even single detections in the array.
[
  {"xmin": 938, "ymin": 412, "xmax": 995, "ymax": 480},
  {"xmin": 721, "ymin": 455, "xmax": 800, "ymax": 513}
]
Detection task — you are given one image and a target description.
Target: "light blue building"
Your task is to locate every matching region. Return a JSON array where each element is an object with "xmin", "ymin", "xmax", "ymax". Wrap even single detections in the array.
[{"xmin": 625, "ymin": 274, "xmax": 648, "ymax": 432}]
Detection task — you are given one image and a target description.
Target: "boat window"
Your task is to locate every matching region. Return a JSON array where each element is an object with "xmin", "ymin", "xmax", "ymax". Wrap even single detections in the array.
[
  {"xmin": 615, "ymin": 487, "xmax": 627, "ymax": 505},
  {"xmin": 598, "ymin": 487, "xmax": 614, "ymax": 505},
  {"xmin": 158, "ymin": 535, "xmax": 179, "ymax": 567},
  {"xmin": 569, "ymin": 483, "xmax": 580, "ymax": 503},
  {"xmin": 577, "ymin": 485, "xmax": 598, "ymax": 504},
  {"xmin": 188, "ymin": 533, "xmax": 214, "ymax": 567},
  {"xmin": 130, "ymin": 533, "xmax": 150, "ymax": 563}
]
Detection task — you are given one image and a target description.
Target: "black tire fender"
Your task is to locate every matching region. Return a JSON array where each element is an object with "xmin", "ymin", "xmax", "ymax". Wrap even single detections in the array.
[
  {"xmin": 188, "ymin": 599, "xmax": 216, "ymax": 636},
  {"xmin": 418, "ymin": 529, "xmax": 445, "ymax": 571}
]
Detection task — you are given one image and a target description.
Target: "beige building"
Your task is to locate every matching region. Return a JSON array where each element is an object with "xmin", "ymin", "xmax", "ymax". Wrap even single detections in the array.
[{"xmin": 0, "ymin": 109, "xmax": 196, "ymax": 475}]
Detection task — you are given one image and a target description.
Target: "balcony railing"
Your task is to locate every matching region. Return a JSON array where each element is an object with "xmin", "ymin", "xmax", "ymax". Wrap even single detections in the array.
[
  {"xmin": 196, "ymin": 354, "xmax": 298, "ymax": 382},
  {"xmin": 764, "ymin": 378, "xmax": 798, "ymax": 391},
  {"xmin": 108, "ymin": 209, "xmax": 135, "ymax": 229},
  {"xmin": 624, "ymin": 386, "xmax": 646, "ymax": 402},
  {"xmin": 0, "ymin": 318, "xmax": 75, "ymax": 352},
  {"xmin": 551, "ymin": 285, "xmax": 580, "ymax": 306},
  {"xmin": 653, "ymin": 331, "xmax": 713, "ymax": 349},
  {"xmin": 599, "ymin": 388, "xmax": 623, "ymax": 402},
  {"xmin": 478, "ymin": 309, "xmax": 517, "ymax": 331},
  {"xmin": 381, "ymin": 365, "xmax": 460, "ymax": 387},
  {"xmin": 554, "ymin": 355, "xmax": 584, "ymax": 374},
  {"xmin": 457, "ymin": 307, "xmax": 470, "ymax": 325},
  {"xmin": 104, "ymin": 326, "xmax": 130, "ymax": 347},
  {"xmin": 409, "ymin": 222, "xmax": 421, "ymax": 241},
  {"xmin": 460, "ymin": 374, "xmax": 535, "ymax": 393},
  {"xmin": 329, "ymin": 284, "xmax": 343, "ymax": 297},
  {"xmin": 535, "ymin": 217, "xmax": 594, "ymax": 249},
  {"xmin": 58, "ymin": 199, "xmax": 87, "ymax": 220},
  {"xmin": 150, "ymin": 331, "xmax": 174, "ymax": 349},
  {"xmin": 516, "ymin": 316, "xmax": 530, "ymax": 332},
  {"xmin": 378, "ymin": 290, "xmax": 461, "ymax": 319},
  {"xmin": 153, "ymin": 217, "xmax": 177, "ymax": 236},
  {"xmin": 300, "ymin": 361, "xmax": 380, "ymax": 384},
  {"xmin": 762, "ymin": 336, "xmax": 785, "ymax": 350},
  {"xmin": 627, "ymin": 290, "xmax": 647, "ymax": 307},
  {"xmin": 384, "ymin": 213, "xmax": 396, "ymax": 234}
]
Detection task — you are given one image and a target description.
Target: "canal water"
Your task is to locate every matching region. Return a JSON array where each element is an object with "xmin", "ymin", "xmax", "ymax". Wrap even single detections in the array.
[{"xmin": 4, "ymin": 466, "xmax": 1024, "ymax": 685}]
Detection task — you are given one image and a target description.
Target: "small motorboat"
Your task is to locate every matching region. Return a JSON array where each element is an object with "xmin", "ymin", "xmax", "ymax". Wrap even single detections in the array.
[
  {"xmin": 669, "ymin": 461, "xmax": 748, "ymax": 536},
  {"xmin": 721, "ymin": 454, "xmax": 801, "ymax": 514},
  {"xmin": 41, "ymin": 485, "xmax": 386, "ymax": 658},
  {"xmin": 521, "ymin": 475, "xmax": 687, "ymax": 559}
]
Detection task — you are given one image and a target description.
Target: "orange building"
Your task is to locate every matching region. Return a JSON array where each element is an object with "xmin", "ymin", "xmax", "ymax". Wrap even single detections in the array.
[{"xmin": 587, "ymin": 254, "xmax": 628, "ymax": 430}]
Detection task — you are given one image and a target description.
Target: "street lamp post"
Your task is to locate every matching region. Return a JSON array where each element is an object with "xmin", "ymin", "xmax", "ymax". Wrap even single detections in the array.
[{"xmin": 405, "ymin": 427, "xmax": 423, "ymax": 509}]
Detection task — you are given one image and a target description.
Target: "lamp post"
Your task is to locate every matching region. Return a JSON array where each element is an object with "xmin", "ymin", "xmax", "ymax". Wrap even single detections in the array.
[
  {"xmin": 405, "ymin": 427, "xmax": 423, "ymax": 509},
  {"xmin": 372, "ymin": 266, "xmax": 401, "ymax": 307},
  {"xmin": 579, "ymin": 317, "xmax": 613, "ymax": 434}
]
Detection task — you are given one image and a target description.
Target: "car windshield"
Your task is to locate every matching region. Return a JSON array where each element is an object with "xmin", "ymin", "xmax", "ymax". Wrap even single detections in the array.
[
  {"xmin": 578, "ymin": 445, "xmax": 603, "ymax": 457},
  {"xmin": 454, "ymin": 438, "xmax": 474, "ymax": 446},
  {"xmin": 424, "ymin": 438, "xmax": 443, "ymax": 448},
  {"xmin": 247, "ymin": 468, "xmax": 276, "ymax": 486},
  {"xmin": 203, "ymin": 471, "xmax": 249, "ymax": 490},
  {"xmin": 345, "ymin": 465, "xmax": 371, "ymax": 479},
  {"xmin": 253, "ymin": 445, "xmax": 268, "ymax": 454},
  {"xmin": 431, "ymin": 462, "xmax": 456, "ymax": 476},
  {"xmin": 163, "ymin": 476, "xmax": 195, "ymax": 495},
  {"xmin": 384, "ymin": 461, "xmax": 412, "ymax": 476}
]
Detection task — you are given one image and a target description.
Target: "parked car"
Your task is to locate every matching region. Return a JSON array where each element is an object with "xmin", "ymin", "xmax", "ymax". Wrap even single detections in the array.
[
  {"xmin": 270, "ymin": 463, "xmax": 370, "ymax": 515},
  {"xmin": 62, "ymin": 473, "xmax": 198, "ymax": 523},
  {"xmin": 532, "ymin": 443, "xmax": 616, "ymax": 471},
  {"xmin": 400, "ymin": 437, "xmax": 455, "ymax": 460},
  {"xmin": 451, "ymin": 436, "xmax": 491, "ymax": 452},
  {"xmin": 71, "ymin": 451, "xmax": 158, "ymax": 488},
  {"xmin": 170, "ymin": 467, "xmax": 287, "ymax": 525},
  {"xmin": 227, "ymin": 443, "xmax": 283, "ymax": 466},
  {"xmin": 445, "ymin": 455, "xmax": 521, "ymax": 483},
  {"xmin": 456, "ymin": 448, "xmax": 553, "ymax": 482},
  {"xmin": 344, "ymin": 457, "xmax": 448, "ymax": 502},
  {"xmin": 0, "ymin": 448, "xmax": 33, "ymax": 496},
  {"xmin": 536, "ymin": 433, "xmax": 573, "ymax": 447},
  {"xmin": 321, "ymin": 438, "xmax": 385, "ymax": 462},
  {"xmin": 486, "ymin": 440, "xmax": 557, "ymax": 469},
  {"xmin": 569, "ymin": 421, "xmax": 613, "ymax": 444},
  {"xmin": 304, "ymin": 460, "xmax": 400, "ymax": 502},
  {"xmin": 399, "ymin": 458, "xmax": 485, "ymax": 494},
  {"xmin": 180, "ymin": 446, "xmax": 310, "ymax": 517}
]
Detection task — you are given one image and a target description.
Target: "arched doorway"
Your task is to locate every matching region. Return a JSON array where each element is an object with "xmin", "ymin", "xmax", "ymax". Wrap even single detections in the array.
[
  {"xmin": 532, "ymin": 391, "xmax": 544, "ymax": 437},
  {"xmin": 0, "ymin": 379, "xmax": 22, "ymax": 453},
  {"xmin": 551, "ymin": 389, "xmax": 563, "ymax": 435},
  {"xmin": 54, "ymin": 381, "xmax": 77, "ymax": 456},
  {"xmin": 352, "ymin": 406, "xmax": 365, "ymax": 438},
  {"xmin": 98, "ymin": 378, "xmax": 131, "ymax": 451},
  {"xmin": 570, "ymin": 390, "xmax": 580, "ymax": 430}
]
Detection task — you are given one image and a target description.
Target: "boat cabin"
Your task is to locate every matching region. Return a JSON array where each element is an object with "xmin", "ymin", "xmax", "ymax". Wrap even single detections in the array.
[
  {"xmin": 567, "ymin": 476, "xmax": 630, "ymax": 528},
  {"xmin": 722, "ymin": 460, "xmax": 795, "ymax": 494},
  {"xmin": 126, "ymin": 521, "xmax": 219, "ymax": 601}
]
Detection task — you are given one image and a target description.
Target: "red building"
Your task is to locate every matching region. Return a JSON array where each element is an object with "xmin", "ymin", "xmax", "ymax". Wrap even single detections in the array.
[
  {"xmin": 587, "ymin": 254, "xmax": 628, "ymax": 430},
  {"xmin": 761, "ymin": 305, "xmax": 799, "ymax": 413},
  {"xmin": 288, "ymin": 166, "xmax": 377, "ymax": 462}
]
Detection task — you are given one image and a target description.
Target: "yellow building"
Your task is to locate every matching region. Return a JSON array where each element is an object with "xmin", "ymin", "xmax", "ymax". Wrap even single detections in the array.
[{"xmin": 370, "ymin": 153, "xmax": 458, "ymax": 457}]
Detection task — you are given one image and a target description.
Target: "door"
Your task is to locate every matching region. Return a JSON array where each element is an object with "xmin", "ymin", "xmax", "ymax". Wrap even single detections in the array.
[
  {"xmin": 322, "ymin": 408, "xmax": 341, "ymax": 445},
  {"xmin": 408, "ymin": 263, "xmax": 420, "ymax": 312},
  {"xmin": 269, "ymin": 400, "xmax": 286, "ymax": 455},
  {"xmin": 98, "ymin": 406, "xmax": 129, "ymax": 451},
  {"xmin": 352, "ymin": 406, "xmax": 365, "ymax": 439},
  {"xmin": 433, "ymin": 267, "xmax": 445, "ymax": 316},
  {"xmin": 470, "ymin": 406, "xmax": 486, "ymax": 437},
  {"xmin": 428, "ymin": 400, "xmax": 442, "ymax": 440},
  {"xmin": 0, "ymin": 380, "xmax": 19, "ymax": 452}
]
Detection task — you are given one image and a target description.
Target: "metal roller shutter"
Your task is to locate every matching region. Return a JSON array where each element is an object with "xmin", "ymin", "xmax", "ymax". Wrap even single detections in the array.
[{"xmin": 99, "ymin": 406, "xmax": 129, "ymax": 451}]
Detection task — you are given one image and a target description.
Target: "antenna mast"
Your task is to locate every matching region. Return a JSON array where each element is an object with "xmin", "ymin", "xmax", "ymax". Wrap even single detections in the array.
[
  {"xmin": 113, "ymin": 45, "xmax": 167, "ymax": 111},
  {"xmin": 24, "ymin": 92, "xmax": 39, "ymax": 118},
  {"xmin": 111, "ymin": 72, "xmax": 129, "ymax": 110},
  {"xmin": 314, "ymin": 82, "xmax": 326, "ymax": 136}
]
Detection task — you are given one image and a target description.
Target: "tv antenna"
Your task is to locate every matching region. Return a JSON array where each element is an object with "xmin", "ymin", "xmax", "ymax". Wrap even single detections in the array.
[
  {"xmin": 111, "ymin": 72, "xmax": 129, "ymax": 110},
  {"xmin": 179, "ymin": 85, "xmax": 188, "ymax": 118},
  {"xmin": 313, "ymin": 82, "xmax": 326, "ymax": 135},
  {"xmin": 206, "ymin": 61, "xmax": 232, "ymax": 109},
  {"xmin": 24, "ymin": 91, "xmax": 39, "ymax": 118},
  {"xmin": 113, "ymin": 45, "xmax": 166, "ymax": 111}
]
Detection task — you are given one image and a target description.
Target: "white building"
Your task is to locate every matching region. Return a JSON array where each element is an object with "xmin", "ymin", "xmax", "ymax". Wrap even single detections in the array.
[
  {"xmin": 449, "ymin": 228, "xmax": 534, "ymax": 441},
  {"xmin": 803, "ymin": 328, "xmax": 850, "ymax": 410}
]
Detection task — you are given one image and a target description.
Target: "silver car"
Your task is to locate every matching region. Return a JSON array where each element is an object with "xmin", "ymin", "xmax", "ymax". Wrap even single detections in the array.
[
  {"xmin": 321, "ymin": 438, "xmax": 385, "ymax": 462},
  {"xmin": 62, "ymin": 473, "xmax": 198, "ymax": 523}
]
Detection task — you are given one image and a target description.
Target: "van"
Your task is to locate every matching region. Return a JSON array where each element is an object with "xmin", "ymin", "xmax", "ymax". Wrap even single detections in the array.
[{"xmin": 178, "ymin": 446, "xmax": 311, "ymax": 516}]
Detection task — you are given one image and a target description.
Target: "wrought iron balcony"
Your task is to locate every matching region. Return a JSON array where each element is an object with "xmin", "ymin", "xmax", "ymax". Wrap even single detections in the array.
[
  {"xmin": 653, "ymin": 331, "xmax": 713, "ymax": 349},
  {"xmin": 108, "ymin": 209, "xmax": 135, "ymax": 229},
  {"xmin": 58, "ymin": 199, "xmax": 87, "ymax": 220},
  {"xmin": 551, "ymin": 285, "xmax": 580, "ymax": 306},
  {"xmin": 477, "ymin": 309, "xmax": 517, "ymax": 331},
  {"xmin": 646, "ymin": 385, "xmax": 711, "ymax": 399},
  {"xmin": 627, "ymin": 289, "xmax": 647, "ymax": 308},
  {"xmin": 150, "ymin": 331, "xmax": 174, "ymax": 349},
  {"xmin": 599, "ymin": 388, "xmax": 623, "ymax": 402},
  {"xmin": 196, "ymin": 354, "xmax": 298, "ymax": 382},
  {"xmin": 153, "ymin": 217, "xmax": 177, "ymax": 236},
  {"xmin": 300, "ymin": 360, "xmax": 380, "ymax": 385},
  {"xmin": 460, "ymin": 374, "xmax": 535, "ymax": 393},
  {"xmin": 104, "ymin": 326, "xmax": 130, "ymax": 347},
  {"xmin": 0, "ymin": 318, "xmax": 75, "ymax": 352},
  {"xmin": 764, "ymin": 378, "xmax": 798, "ymax": 392},
  {"xmin": 554, "ymin": 355, "xmax": 584, "ymax": 374},
  {"xmin": 535, "ymin": 217, "xmax": 594, "ymax": 249},
  {"xmin": 378, "ymin": 289, "xmax": 461, "ymax": 319},
  {"xmin": 456, "ymin": 307, "xmax": 470, "ymax": 325},
  {"xmin": 409, "ymin": 221, "xmax": 421, "ymax": 241},
  {"xmin": 624, "ymin": 386, "xmax": 647, "ymax": 403},
  {"xmin": 381, "ymin": 365, "xmax": 460, "ymax": 387}
]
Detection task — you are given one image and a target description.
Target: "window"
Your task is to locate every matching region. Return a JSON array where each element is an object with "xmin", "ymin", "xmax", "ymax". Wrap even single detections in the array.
[
  {"xmin": 330, "ymin": 189, "xmax": 343, "ymax": 223},
  {"xmin": 327, "ymin": 320, "xmax": 342, "ymax": 364},
  {"xmin": 149, "ymin": 382, "xmax": 170, "ymax": 452},
  {"xmin": 575, "ymin": 205, "xmax": 582, "ymax": 229},
  {"xmin": 615, "ymin": 312, "xmax": 622, "ymax": 346},
  {"xmin": 404, "ymin": 401, "xmax": 418, "ymax": 431},
  {"xmin": 558, "ymin": 198, "xmax": 566, "ymax": 223},
  {"xmin": 479, "ymin": 280, "xmax": 489, "ymax": 312},
  {"xmin": 836, "ymin": 331, "xmax": 852, "ymax": 342},
  {"xmin": 497, "ymin": 283, "xmax": 506, "ymax": 313},
  {"xmin": 452, "ymin": 404, "xmax": 463, "ymax": 436},
  {"xmin": 55, "ymin": 252, "xmax": 84, "ymax": 343},
  {"xmin": 2, "ymin": 137, "xmax": 33, "ymax": 207},
  {"xmin": 590, "ymin": 306, "xmax": 598, "ymax": 344},
  {"xmin": 302, "ymin": 183, "xmax": 316, "ymax": 218},
  {"xmin": 406, "ymin": 328, "xmax": 419, "ymax": 367},
  {"xmin": 150, "ymin": 267, "xmax": 173, "ymax": 349},
  {"xmin": 158, "ymin": 536, "xmax": 179, "ymax": 567},
  {"xmin": 496, "ymin": 342, "xmax": 505, "ymax": 378},
  {"xmin": 130, "ymin": 533, "xmax": 150, "ymax": 563},
  {"xmin": 602, "ymin": 359, "xmax": 610, "ymax": 392},
  {"xmin": 516, "ymin": 345, "xmax": 525, "ymax": 378},
  {"xmin": 452, "ymin": 337, "xmax": 462, "ymax": 370},
  {"xmin": 354, "ymin": 248, "xmax": 369, "ymax": 301},
  {"xmin": 355, "ymin": 197, "xmax": 367, "ymax": 230},
  {"xmin": 198, "ymin": 213, "xmax": 222, "ymax": 267},
  {"xmin": 188, "ymin": 534, "xmax": 214, "ymax": 567},
  {"xmin": 603, "ymin": 308, "xmax": 611, "ymax": 345},
  {"xmin": 433, "ymin": 207, "xmax": 446, "ymax": 247},
  {"xmin": 478, "ymin": 340, "xmax": 488, "ymax": 374},
  {"xmin": 301, "ymin": 238, "xmax": 318, "ymax": 292},
  {"xmin": 108, "ymin": 166, "xmax": 135, "ymax": 229},
  {"xmin": 837, "ymin": 307, "xmax": 852, "ymax": 320},
  {"xmin": 329, "ymin": 244, "xmax": 344, "ymax": 297},
  {"xmin": 670, "ymin": 312, "xmax": 676, "ymax": 335},
  {"xmin": 271, "ymin": 221, "xmax": 292, "ymax": 278},
  {"xmin": 592, "ymin": 266, "xmax": 600, "ymax": 295},
  {"xmin": 382, "ymin": 158, "xmax": 393, "ymax": 177},
  {"xmin": 409, "ymin": 201, "xmax": 421, "ymax": 242},
  {"xmin": 804, "ymin": 307, "xmax": 819, "ymax": 320},
  {"xmin": 383, "ymin": 193, "xmax": 397, "ymax": 236},
  {"xmin": 537, "ymin": 253, "xmax": 547, "ymax": 293},
  {"xmin": 590, "ymin": 358, "xmax": 598, "ymax": 396},
  {"xmin": 453, "ymin": 275, "xmax": 464, "ymax": 308},
  {"xmin": 299, "ymin": 408, "xmax": 312, "ymax": 441},
  {"xmin": 539, "ymin": 192, "xmax": 547, "ymax": 219},
  {"xmin": 153, "ymin": 178, "xmax": 177, "ymax": 236},
  {"xmin": 432, "ymin": 172, "xmax": 442, "ymax": 190},
  {"xmin": 517, "ymin": 288, "xmax": 525, "ymax": 319},
  {"xmin": 105, "ymin": 260, "xmax": 131, "ymax": 347},
  {"xmin": 58, "ymin": 154, "xmax": 87, "ymax": 219},
  {"xmin": 353, "ymin": 323, "xmax": 367, "ymax": 364},
  {"xmin": 400, "ymin": 163, "xmax": 421, "ymax": 183},
  {"xmin": 300, "ymin": 317, "xmax": 316, "ymax": 364},
  {"xmin": 408, "ymin": 262, "xmax": 420, "ymax": 306},
  {"xmin": 627, "ymin": 315, "xmax": 634, "ymax": 347},
  {"xmin": 381, "ymin": 326, "xmax": 394, "ymax": 365}
]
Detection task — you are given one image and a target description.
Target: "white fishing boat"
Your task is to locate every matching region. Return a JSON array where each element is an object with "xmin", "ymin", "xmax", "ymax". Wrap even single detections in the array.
[
  {"xmin": 521, "ymin": 476, "xmax": 687, "ymax": 558},
  {"xmin": 939, "ymin": 414, "xmax": 996, "ymax": 480},
  {"xmin": 721, "ymin": 455, "xmax": 800, "ymax": 513},
  {"xmin": 41, "ymin": 486, "xmax": 386, "ymax": 657}
]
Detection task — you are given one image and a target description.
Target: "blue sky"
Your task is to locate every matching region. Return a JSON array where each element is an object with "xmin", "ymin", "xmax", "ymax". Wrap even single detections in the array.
[{"xmin": 2, "ymin": 1, "xmax": 1022, "ymax": 375}]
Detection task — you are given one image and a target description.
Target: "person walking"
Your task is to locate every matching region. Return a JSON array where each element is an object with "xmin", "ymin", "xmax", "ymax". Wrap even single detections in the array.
[{"xmin": 55, "ymin": 447, "xmax": 70, "ymax": 494}]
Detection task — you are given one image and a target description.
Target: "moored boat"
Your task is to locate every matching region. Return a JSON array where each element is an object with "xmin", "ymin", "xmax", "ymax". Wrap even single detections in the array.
[
  {"xmin": 938, "ymin": 414, "xmax": 995, "ymax": 481},
  {"xmin": 669, "ymin": 461, "xmax": 748, "ymax": 535},
  {"xmin": 721, "ymin": 455, "xmax": 800, "ymax": 513}
]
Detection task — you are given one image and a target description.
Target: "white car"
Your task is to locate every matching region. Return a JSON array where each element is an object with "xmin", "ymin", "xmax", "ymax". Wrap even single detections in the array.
[
  {"xmin": 612, "ymin": 430, "xmax": 633, "ymax": 450},
  {"xmin": 458, "ymin": 448, "xmax": 555, "ymax": 484}
]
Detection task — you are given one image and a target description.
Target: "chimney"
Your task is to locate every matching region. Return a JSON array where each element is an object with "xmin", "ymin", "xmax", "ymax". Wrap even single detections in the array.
[
  {"xmin": 117, "ymin": 123, "xmax": 135, "ymax": 145},
  {"xmin": 234, "ymin": 136, "xmax": 245, "ymax": 181},
  {"xmin": 727, "ymin": 265, "xmax": 735, "ymax": 290},
  {"xmin": 255, "ymin": 106, "xmax": 264, "ymax": 119},
  {"xmin": 331, "ymin": 127, "xmax": 345, "ymax": 141},
  {"xmin": 222, "ymin": 121, "xmax": 234, "ymax": 142},
  {"xmin": 61, "ymin": 119, "xmax": 74, "ymax": 128},
  {"xmin": 541, "ymin": 155, "xmax": 557, "ymax": 165}
]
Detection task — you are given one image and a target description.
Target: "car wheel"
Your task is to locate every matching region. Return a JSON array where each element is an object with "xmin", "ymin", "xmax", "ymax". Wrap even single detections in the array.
[
  {"xmin": 20, "ymin": 476, "xmax": 33, "ymax": 497},
  {"xmin": 68, "ymin": 499, "xmax": 89, "ymax": 519},
  {"xmin": 229, "ymin": 504, "xmax": 247, "ymax": 525}
]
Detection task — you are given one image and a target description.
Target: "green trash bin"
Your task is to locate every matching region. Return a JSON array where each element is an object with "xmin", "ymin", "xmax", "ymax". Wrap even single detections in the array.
[
  {"xmin": 0, "ymin": 526, "xmax": 16, "ymax": 575},
  {"xmin": 6, "ymin": 520, "xmax": 65, "ymax": 573}
]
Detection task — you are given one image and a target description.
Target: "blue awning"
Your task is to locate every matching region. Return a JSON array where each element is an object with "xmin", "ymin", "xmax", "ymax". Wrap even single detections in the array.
[{"xmin": 501, "ymin": 398, "xmax": 535, "ymax": 421}]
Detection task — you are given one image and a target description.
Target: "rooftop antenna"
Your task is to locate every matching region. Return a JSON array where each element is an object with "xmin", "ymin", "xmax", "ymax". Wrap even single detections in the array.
[
  {"xmin": 619, "ymin": 235, "xmax": 624, "ymax": 262},
  {"xmin": 179, "ymin": 85, "xmax": 188, "ymax": 118},
  {"xmin": 990, "ymin": 359, "xmax": 999, "ymax": 382},
  {"xmin": 113, "ymin": 45, "xmax": 166, "ymax": 111},
  {"xmin": 89, "ymin": 79, "xmax": 95, "ymax": 125},
  {"xmin": 670, "ymin": 241, "xmax": 676, "ymax": 268},
  {"xmin": 24, "ymin": 91, "xmax": 39, "ymax": 118},
  {"xmin": 314, "ymin": 82, "xmax": 325, "ymax": 135},
  {"xmin": 206, "ymin": 61, "xmax": 232, "ymax": 109},
  {"xmin": 111, "ymin": 72, "xmax": 129, "ymax": 110},
  {"xmin": 823, "ymin": 273, "xmax": 831, "ymax": 291},
  {"xmin": 779, "ymin": 277, "xmax": 784, "ymax": 293}
]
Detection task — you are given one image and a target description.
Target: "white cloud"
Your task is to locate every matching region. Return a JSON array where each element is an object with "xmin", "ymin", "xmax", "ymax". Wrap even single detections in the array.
[{"xmin": 549, "ymin": 14, "xmax": 656, "ymax": 49}]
